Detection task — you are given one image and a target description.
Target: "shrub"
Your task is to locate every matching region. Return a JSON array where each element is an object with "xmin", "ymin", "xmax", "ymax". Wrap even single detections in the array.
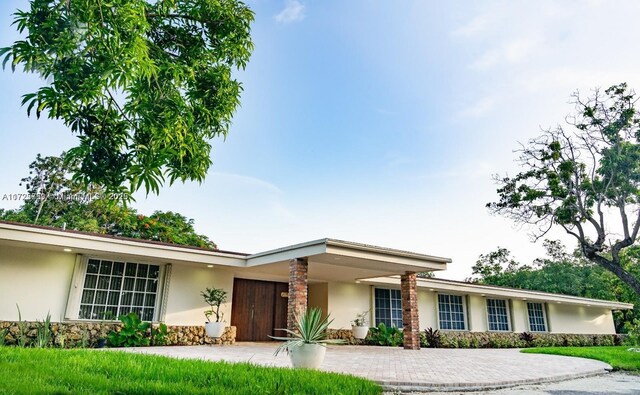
[
  {"xmin": 108, "ymin": 313, "xmax": 151, "ymax": 347},
  {"xmin": 151, "ymin": 323, "xmax": 169, "ymax": 346},
  {"xmin": 623, "ymin": 319, "xmax": 640, "ymax": 346},
  {"xmin": 367, "ymin": 323, "xmax": 403, "ymax": 347},
  {"xmin": 421, "ymin": 327, "xmax": 441, "ymax": 348}
]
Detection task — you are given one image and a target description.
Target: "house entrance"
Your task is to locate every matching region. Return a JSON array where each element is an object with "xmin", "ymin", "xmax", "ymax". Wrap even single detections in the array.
[{"xmin": 231, "ymin": 278, "xmax": 288, "ymax": 341}]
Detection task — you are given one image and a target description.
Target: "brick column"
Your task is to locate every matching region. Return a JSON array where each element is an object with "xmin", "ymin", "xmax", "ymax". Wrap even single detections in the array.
[
  {"xmin": 287, "ymin": 257, "xmax": 309, "ymax": 332},
  {"xmin": 401, "ymin": 272, "xmax": 420, "ymax": 350}
]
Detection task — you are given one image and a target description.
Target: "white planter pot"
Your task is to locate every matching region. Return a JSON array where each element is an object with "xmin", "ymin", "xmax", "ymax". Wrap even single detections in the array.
[
  {"xmin": 351, "ymin": 325, "xmax": 369, "ymax": 340},
  {"xmin": 289, "ymin": 343, "xmax": 327, "ymax": 369},
  {"xmin": 205, "ymin": 322, "xmax": 226, "ymax": 338}
]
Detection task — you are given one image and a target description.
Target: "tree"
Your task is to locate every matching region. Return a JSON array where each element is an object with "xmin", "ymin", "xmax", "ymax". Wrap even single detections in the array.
[
  {"xmin": 0, "ymin": 0, "xmax": 254, "ymax": 200},
  {"xmin": 469, "ymin": 241, "xmax": 640, "ymax": 332},
  {"xmin": 1, "ymin": 154, "xmax": 216, "ymax": 249},
  {"xmin": 488, "ymin": 83, "xmax": 640, "ymax": 295}
]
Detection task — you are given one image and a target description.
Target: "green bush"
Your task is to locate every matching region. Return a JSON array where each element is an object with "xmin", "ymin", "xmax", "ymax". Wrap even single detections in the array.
[
  {"xmin": 623, "ymin": 319, "xmax": 640, "ymax": 346},
  {"xmin": 367, "ymin": 323, "xmax": 403, "ymax": 347},
  {"xmin": 107, "ymin": 313, "xmax": 151, "ymax": 347}
]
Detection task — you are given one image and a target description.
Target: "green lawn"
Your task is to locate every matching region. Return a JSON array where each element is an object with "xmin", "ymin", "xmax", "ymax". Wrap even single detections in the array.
[
  {"xmin": 0, "ymin": 347, "xmax": 382, "ymax": 395},
  {"xmin": 522, "ymin": 346, "xmax": 640, "ymax": 372}
]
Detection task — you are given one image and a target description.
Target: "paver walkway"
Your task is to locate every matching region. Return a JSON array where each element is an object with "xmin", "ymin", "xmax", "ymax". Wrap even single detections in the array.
[{"xmin": 119, "ymin": 343, "xmax": 612, "ymax": 391}]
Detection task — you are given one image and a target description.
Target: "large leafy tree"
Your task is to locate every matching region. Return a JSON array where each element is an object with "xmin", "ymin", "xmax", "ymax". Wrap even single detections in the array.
[
  {"xmin": 1, "ymin": 0, "xmax": 254, "ymax": 199},
  {"xmin": 488, "ymin": 83, "xmax": 640, "ymax": 295},
  {"xmin": 468, "ymin": 241, "xmax": 640, "ymax": 332},
  {"xmin": 1, "ymin": 153, "xmax": 216, "ymax": 249}
]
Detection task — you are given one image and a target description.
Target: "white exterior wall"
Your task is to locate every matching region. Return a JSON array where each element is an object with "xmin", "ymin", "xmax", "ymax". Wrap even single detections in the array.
[
  {"xmin": 467, "ymin": 295, "xmax": 488, "ymax": 332},
  {"xmin": 510, "ymin": 299, "xmax": 529, "ymax": 332},
  {"xmin": 0, "ymin": 245, "xmax": 76, "ymax": 321},
  {"xmin": 164, "ymin": 265, "xmax": 234, "ymax": 326},
  {"xmin": 418, "ymin": 290, "xmax": 437, "ymax": 330},
  {"xmin": 326, "ymin": 282, "xmax": 371, "ymax": 329},
  {"xmin": 546, "ymin": 303, "xmax": 615, "ymax": 334}
]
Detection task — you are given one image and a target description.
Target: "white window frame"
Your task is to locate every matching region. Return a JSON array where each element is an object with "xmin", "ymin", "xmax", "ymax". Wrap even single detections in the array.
[
  {"xmin": 436, "ymin": 293, "xmax": 468, "ymax": 331},
  {"xmin": 65, "ymin": 255, "xmax": 169, "ymax": 323},
  {"xmin": 485, "ymin": 298, "xmax": 511, "ymax": 332},
  {"xmin": 373, "ymin": 287, "xmax": 403, "ymax": 329},
  {"xmin": 526, "ymin": 302, "xmax": 548, "ymax": 332}
]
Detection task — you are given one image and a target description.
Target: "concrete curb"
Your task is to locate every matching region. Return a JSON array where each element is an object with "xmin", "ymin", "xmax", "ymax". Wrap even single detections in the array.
[{"xmin": 380, "ymin": 368, "xmax": 611, "ymax": 393}]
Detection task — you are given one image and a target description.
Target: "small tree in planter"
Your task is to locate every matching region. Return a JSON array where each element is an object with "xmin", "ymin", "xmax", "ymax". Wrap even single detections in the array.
[
  {"xmin": 351, "ymin": 310, "xmax": 370, "ymax": 340},
  {"xmin": 201, "ymin": 287, "xmax": 228, "ymax": 338}
]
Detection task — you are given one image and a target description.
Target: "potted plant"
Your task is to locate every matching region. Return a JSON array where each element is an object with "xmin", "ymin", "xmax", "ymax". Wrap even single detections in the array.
[
  {"xmin": 271, "ymin": 308, "xmax": 344, "ymax": 369},
  {"xmin": 201, "ymin": 287, "xmax": 228, "ymax": 338},
  {"xmin": 351, "ymin": 310, "xmax": 370, "ymax": 339}
]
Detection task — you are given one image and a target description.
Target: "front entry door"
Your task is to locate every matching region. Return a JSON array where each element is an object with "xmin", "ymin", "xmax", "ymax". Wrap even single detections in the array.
[{"xmin": 231, "ymin": 278, "xmax": 288, "ymax": 341}]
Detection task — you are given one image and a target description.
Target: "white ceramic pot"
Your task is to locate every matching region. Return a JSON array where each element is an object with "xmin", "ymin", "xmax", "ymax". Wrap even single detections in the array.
[
  {"xmin": 289, "ymin": 343, "xmax": 327, "ymax": 369},
  {"xmin": 205, "ymin": 322, "xmax": 226, "ymax": 338},
  {"xmin": 351, "ymin": 325, "xmax": 369, "ymax": 339}
]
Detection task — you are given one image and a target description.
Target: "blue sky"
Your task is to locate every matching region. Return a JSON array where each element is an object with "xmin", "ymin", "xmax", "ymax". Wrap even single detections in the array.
[{"xmin": 2, "ymin": 0, "xmax": 640, "ymax": 279}]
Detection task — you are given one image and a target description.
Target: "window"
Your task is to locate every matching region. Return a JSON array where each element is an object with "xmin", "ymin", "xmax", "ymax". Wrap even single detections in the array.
[
  {"xmin": 438, "ymin": 294, "xmax": 466, "ymax": 330},
  {"xmin": 486, "ymin": 299, "xmax": 510, "ymax": 331},
  {"xmin": 78, "ymin": 258, "xmax": 162, "ymax": 321},
  {"xmin": 527, "ymin": 302, "xmax": 547, "ymax": 332},
  {"xmin": 374, "ymin": 288, "xmax": 402, "ymax": 328}
]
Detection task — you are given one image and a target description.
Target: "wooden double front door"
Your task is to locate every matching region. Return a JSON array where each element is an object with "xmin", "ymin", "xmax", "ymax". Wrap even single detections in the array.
[{"xmin": 231, "ymin": 278, "xmax": 289, "ymax": 341}]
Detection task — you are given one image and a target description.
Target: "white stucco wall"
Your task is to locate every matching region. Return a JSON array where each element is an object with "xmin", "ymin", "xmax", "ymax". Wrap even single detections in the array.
[
  {"xmin": 467, "ymin": 295, "xmax": 488, "ymax": 332},
  {"xmin": 546, "ymin": 303, "xmax": 615, "ymax": 334},
  {"xmin": 0, "ymin": 245, "xmax": 76, "ymax": 321},
  {"xmin": 418, "ymin": 290, "xmax": 437, "ymax": 330},
  {"xmin": 326, "ymin": 282, "xmax": 371, "ymax": 329},
  {"xmin": 164, "ymin": 265, "xmax": 234, "ymax": 326}
]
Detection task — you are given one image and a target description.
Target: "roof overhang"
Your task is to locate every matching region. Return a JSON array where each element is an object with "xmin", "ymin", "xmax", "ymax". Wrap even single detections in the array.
[
  {"xmin": 0, "ymin": 221, "xmax": 247, "ymax": 267},
  {"xmin": 360, "ymin": 276, "xmax": 634, "ymax": 310},
  {"xmin": 246, "ymin": 238, "xmax": 451, "ymax": 275}
]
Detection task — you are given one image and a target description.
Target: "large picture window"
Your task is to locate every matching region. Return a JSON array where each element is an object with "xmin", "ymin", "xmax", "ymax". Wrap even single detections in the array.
[
  {"xmin": 438, "ymin": 294, "xmax": 466, "ymax": 330},
  {"xmin": 486, "ymin": 299, "xmax": 510, "ymax": 331},
  {"xmin": 527, "ymin": 302, "xmax": 547, "ymax": 332},
  {"xmin": 78, "ymin": 258, "xmax": 162, "ymax": 321},
  {"xmin": 374, "ymin": 288, "xmax": 403, "ymax": 328}
]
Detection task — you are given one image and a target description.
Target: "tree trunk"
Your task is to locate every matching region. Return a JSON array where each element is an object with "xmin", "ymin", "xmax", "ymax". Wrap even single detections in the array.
[{"xmin": 589, "ymin": 254, "xmax": 640, "ymax": 295}]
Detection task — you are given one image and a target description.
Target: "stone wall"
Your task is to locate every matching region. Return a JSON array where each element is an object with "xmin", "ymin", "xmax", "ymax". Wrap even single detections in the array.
[
  {"xmin": 326, "ymin": 328, "xmax": 367, "ymax": 345},
  {"xmin": 0, "ymin": 320, "xmax": 236, "ymax": 347}
]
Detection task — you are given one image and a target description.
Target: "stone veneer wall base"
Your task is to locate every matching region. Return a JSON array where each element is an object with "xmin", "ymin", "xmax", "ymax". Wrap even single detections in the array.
[{"xmin": 0, "ymin": 321, "xmax": 236, "ymax": 347}]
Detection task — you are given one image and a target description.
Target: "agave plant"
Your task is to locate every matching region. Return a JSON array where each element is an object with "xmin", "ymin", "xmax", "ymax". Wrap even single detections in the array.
[{"xmin": 271, "ymin": 308, "xmax": 344, "ymax": 356}]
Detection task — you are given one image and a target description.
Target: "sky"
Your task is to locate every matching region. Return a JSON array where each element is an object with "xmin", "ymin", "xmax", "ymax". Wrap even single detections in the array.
[{"xmin": 2, "ymin": 0, "xmax": 640, "ymax": 280}]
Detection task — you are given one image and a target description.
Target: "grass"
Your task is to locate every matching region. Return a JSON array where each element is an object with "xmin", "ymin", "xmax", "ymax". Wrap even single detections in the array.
[
  {"xmin": 0, "ymin": 347, "xmax": 382, "ymax": 394},
  {"xmin": 522, "ymin": 346, "xmax": 640, "ymax": 372}
]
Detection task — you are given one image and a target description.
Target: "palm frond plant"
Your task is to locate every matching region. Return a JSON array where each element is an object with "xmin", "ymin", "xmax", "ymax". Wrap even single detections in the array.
[{"xmin": 270, "ymin": 308, "xmax": 343, "ymax": 368}]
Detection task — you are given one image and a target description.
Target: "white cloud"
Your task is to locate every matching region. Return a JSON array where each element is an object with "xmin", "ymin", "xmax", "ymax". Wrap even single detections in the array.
[
  {"xmin": 274, "ymin": 0, "xmax": 305, "ymax": 24},
  {"xmin": 451, "ymin": 15, "xmax": 490, "ymax": 38}
]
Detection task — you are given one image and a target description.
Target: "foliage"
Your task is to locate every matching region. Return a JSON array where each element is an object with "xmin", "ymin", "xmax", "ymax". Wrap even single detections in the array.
[
  {"xmin": 488, "ymin": 83, "xmax": 640, "ymax": 295},
  {"xmin": 34, "ymin": 312, "xmax": 53, "ymax": 348},
  {"xmin": 201, "ymin": 287, "xmax": 228, "ymax": 323},
  {"xmin": 271, "ymin": 308, "xmax": 344, "ymax": 356},
  {"xmin": 16, "ymin": 305, "xmax": 28, "ymax": 348},
  {"xmin": 623, "ymin": 319, "xmax": 640, "ymax": 346},
  {"xmin": 522, "ymin": 346, "xmax": 640, "ymax": 371},
  {"xmin": 107, "ymin": 313, "xmax": 150, "ymax": 347},
  {"xmin": 1, "ymin": 0, "xmax": 255, "ymax": 200},
  {"xmin": 422, "ymin": 327, "xmax": 441, "ymax": 348},
  {"xmin": 468, "ymin": 241, "xmax": 640, "ymax": 332},
  {"xmin": 0, "ymin": 328, "xmax": 8, "ymax": 347},
  {"xmin": 0, "ymin": 153, "xmax": 217, "ymax": 249},
  {"xmin": 519, "ymin": 332, "xmax": 535, "ymax": 348},
  {"xmin": 0, "ymin": 348, "xmax": 382, "ymax": 394},
  {"xmin": 351, "ymin": 310, "xmax": 369, "ymax": 327},
  {"xmin": 367, "ymin": 323, "xmax": 403, "ymax": 347},
  {"xmin": 151, "ymin": 323, "xmax": 169, "ymax": 346}
]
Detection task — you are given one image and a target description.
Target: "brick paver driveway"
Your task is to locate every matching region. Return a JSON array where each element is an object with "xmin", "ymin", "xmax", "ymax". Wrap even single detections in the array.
[{"xmin": 120, "ymin": 343, "xmax": 611, "ymax": 391}]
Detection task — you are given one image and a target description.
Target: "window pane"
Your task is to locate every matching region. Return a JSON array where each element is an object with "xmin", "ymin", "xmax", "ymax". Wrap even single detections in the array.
[
  {"xmin": 375, "ymin": 288, "xmax": 403, "ymax": 328},
  {"xmin": 78, "ymin": 259, "xmax": 161, "ymax": 322},
  {"xmin": 438, "ymin": 294, "xmax": 466, "ymax": 330}
]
